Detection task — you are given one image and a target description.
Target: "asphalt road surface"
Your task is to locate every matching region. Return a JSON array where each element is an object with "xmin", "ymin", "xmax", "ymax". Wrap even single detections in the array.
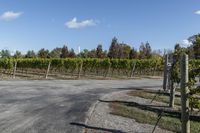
[{"xmin": 0, "ymin": 79, "xmax": 162, "ymax": 133}]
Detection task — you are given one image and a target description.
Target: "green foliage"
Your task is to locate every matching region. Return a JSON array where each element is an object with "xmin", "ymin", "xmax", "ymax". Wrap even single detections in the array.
[
  {"xmin": 14, "ymin": 51, "xmax": 23, "ymax": 59},
  {"xmin": 0, "ymin": 49, "xmax": 11, "ymax": 59},
  {"xmin": 37, "ymin": 48, "xmax": 50, "ymax": 58},
  {"xmin": 60, "ymin": 45, "xmax": 69, "ymax": 58},
  {"xmin": 0, "ymin": 58, "xmax": 165, "ymax": 77},
  {"xmin": 49, "ymin": 48, "xmax": 62, "ymax": 58},
  {"xmin": 0, "ymin": 58, "xmax": 13, "ymax": 69},
  {"xmin": 25, "ymin": 50, "xmax": 36, "ymax": 58},
  {"xmin": 17, "ymin": 58, "xmax": 49, "ymax": 69},
  {"xmin": 139, "ymin": 42, "xmax": 152, "ymax": 59},
  {"xmin": 188, "ymin": 60, "xmax": 200, "ymax": 110},
  {"xmin": 170, "ymin": 50, "xmax": 200, "ymax": 110},
  {"xmin": 129, "ymin": 47, "xmax": 138, "ymax": 59},
  {"xmin": 51, "ymin": 58, "xmax": 64, "ymax": 69}
]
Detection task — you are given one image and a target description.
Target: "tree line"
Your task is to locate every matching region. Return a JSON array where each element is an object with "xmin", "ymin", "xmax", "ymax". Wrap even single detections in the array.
[
  {"xmin": 0, "ymin": 37, "xmax": 161, "ymax": 59},
  {"xmin": 0, "ymin": 34, "xmax": 200, "ymax": 59}
]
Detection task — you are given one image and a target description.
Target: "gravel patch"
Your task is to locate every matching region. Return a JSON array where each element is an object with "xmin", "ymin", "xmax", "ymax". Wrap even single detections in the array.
[{"xmin": 85, "ymin": 90, "xmax": 173, "ymax": 133}]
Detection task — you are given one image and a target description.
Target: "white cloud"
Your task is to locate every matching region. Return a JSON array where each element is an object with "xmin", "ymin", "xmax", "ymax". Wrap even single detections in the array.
[
  {"xmin": 182, "ymin": 39, "xmax": 192, "ymax": 46},
  {"xmin": 195, "ymin": 10, "xmax": 200, "ymax": 15},
  {"xmin": 0, "ymin": 11, "xmax": 23, "ymax": 21},
  {"xmin": 65, "ymin": 17, "xmax": 96, "ymax": 29}
]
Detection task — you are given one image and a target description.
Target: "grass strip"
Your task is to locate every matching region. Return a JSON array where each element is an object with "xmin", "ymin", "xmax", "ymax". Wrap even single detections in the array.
[
  {"xmin": 127, "ymin": 90, "xmax": 181, "ymax": 106},
  {"xmin": 110, "ymin": 102, "xmax": 200, "ymax": 133}
]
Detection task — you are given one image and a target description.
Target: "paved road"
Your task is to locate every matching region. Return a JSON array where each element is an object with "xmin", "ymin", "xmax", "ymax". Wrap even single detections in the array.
[{"xmin": 0, "ymin": 79, "xmax": 162, "ymax": 133}]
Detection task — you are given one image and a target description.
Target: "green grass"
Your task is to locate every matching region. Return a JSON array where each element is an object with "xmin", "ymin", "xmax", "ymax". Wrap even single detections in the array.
[
  {"xmin": 110, "ymin": 103, "xmax": 200, "ymax": 133},
  {"xmin": 128, "ymin": 90, "xmax": 181, "ymax": 106}
]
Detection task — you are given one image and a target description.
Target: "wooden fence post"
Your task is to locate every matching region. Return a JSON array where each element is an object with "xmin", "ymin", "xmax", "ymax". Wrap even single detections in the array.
[
  {"xmin": 13, "ymin": 61, "xmax": 17, "ymax": 79},
  {"xmin": 105, "ymin": 63, "xmax": 111, "ymax": 78},
  {"xmin": 78, "ymin": 61, "xmax": 83, "ymax": 79},
  {"xmin": 130, "ymin": 61, "xmax": 136, "ymax": 78},
  {"xmin": 45, "ymin": 61, "xmax": 51, "ymax": 79},
  {"xmin": 163, "ymin": 54, "xmax": 168, "ymax": 91},
  {"xmin": 180, "ymin": 54, "xmax": 190, "ymax": 133},
  {"xmin": 169, "ymin": 55, "xmax": 175, "ymax": 108}
]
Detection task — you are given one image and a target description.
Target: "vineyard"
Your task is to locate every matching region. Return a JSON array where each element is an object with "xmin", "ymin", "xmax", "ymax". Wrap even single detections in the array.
[
  {"xmin": 0, "ymin": 58, "xmax": 165, "ymax": 79},
  {"xmin": 0, "ymin": 57, "xmax": 199, "ymax": 80}
]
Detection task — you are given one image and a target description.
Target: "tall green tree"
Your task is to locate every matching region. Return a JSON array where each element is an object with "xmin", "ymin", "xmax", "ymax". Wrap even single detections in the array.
[
  {"xmin": 108, "ymin": 37, "xmax": 118, "ymax": 58},
  {"xmin": 129, "ymin": 47, "xmax": 138, "ymax": 59},
  {"xmin": 96, "ymin": 44, "xmax": 103, "ymax": 58},
  {"xmin": 193, "ymin": 37, "xmax": 200, "ymax": 59},
  {"xmin": 78, "ymin": 49, "xmax": 89, "ymax": 58},
  {"xmin": 25, "ymin": 50, "xmax": 36, "ymax": 58},
  {"xmin": 88, "ymin": 49, "xmax": 96, "ymax": 58},
  {"xmin": 139, "ymin": 42, "xmax": 152, "ymax": 59},
  {"xmin": 38, "ymin": 48, "xmax": 49, "ymax": 58},
  {"xmin": 187, "ymin": 34, "xmax": 200, "ymax": 59},
  {"xmin": 49, "ymin": 47, "xmax": 62, "ymax": 58},
  {"xmin": 14, "ymin": 50, "xmax": 23, "ymax": 58},
  {"xmin": 60, "ymin": 45, "xmax": 69, "ymax": 58},
  {"xmin": 68, "ymin": 48, "xmax": 76, "ymax": 58},
  {"xmin": 145, "ymin": 42, "xmax": 152, "ymax": 59},
  {"xmin": 174, "ymin": 43, "xmax": 181, "ymax": 52},
  {"xmin": 139, "ymin": 43, "xmax": 146, "ymax": 59},
  {"xmin": 102, "ymin": 50, "xmax": 108, "ymax": 58},
  {"xmin": 118, "ymin": 43, "xmax": 131, "ymax": 59},
  {"xmin": 0, "ymin": 49, "xmax": 11, "ymax": 58}
]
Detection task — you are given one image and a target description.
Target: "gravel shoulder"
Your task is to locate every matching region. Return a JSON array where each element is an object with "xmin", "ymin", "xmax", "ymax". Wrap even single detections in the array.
[{"xmin": 85, "ymin": 90, "xmax": 173, "ymax": 133}]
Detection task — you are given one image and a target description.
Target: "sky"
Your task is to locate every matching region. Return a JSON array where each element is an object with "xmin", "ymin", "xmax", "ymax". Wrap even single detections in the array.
[{"xmin": 0, "ymin": 0, "xmax": 200, "ymax": 54}]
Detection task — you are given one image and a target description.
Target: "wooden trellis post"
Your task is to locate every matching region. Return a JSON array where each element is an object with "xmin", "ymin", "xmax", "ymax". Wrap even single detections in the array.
[
  {"xmin": 13, "ymin": 61, "xmax": 17, "ymax": 79},
  {"xmin": 180, "ymin": 54, "xmax": 190, "ymax": 133},
  {"xmin": 163, "ymin": 54, "xmax": 168, "ymax": 91},
  {"xmin": 45, "ymin": 61, "xmax": 51, "ymax": 79},
  {"xmin": 78, "ymin": 61, "xmax": 83, "ymax": 79},
  {"xmin": 130, "ymin": 61, "xmax": 136, "ymax": 78},
  {"xmin": 105, "ymin": 63, "xmax": 111, "ymax": 78},
  {"xmin": 169, "ymin": 55, "xmax": 175, "ymax": 108}
]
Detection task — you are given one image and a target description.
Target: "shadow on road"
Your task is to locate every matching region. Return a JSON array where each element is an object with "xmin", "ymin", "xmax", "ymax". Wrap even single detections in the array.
[
  {"xmin": 70, "ymin": 122, "xmax": 127, "ymax": 133},
  {"xmin": 115, "ymin": 85, "xmax": 162, "ymax": 91}
]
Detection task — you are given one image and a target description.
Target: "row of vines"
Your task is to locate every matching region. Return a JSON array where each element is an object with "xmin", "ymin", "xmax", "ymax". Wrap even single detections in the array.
[
  {"xmin": 0, "ymin": 58, "xmax": 199, "ymax": 79},
  {"xmin": 0, "ymin": 58, "xmax": 165, "ymax": 79}
]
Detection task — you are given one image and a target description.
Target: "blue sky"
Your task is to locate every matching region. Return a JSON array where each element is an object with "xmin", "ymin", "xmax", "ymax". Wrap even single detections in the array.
[{"xmin": 0, "ymin": 0, "xmax": 200, "ymax": 53}]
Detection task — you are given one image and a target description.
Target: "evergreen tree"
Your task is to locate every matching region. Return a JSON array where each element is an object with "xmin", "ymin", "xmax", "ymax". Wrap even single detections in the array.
[
  {"xmin": 145, "ymin": 42, "xmax": 152, "ymax": 59},
  {"xmin": 108, "ymin": 37, "xmax": 118, "ymax": 58}
]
